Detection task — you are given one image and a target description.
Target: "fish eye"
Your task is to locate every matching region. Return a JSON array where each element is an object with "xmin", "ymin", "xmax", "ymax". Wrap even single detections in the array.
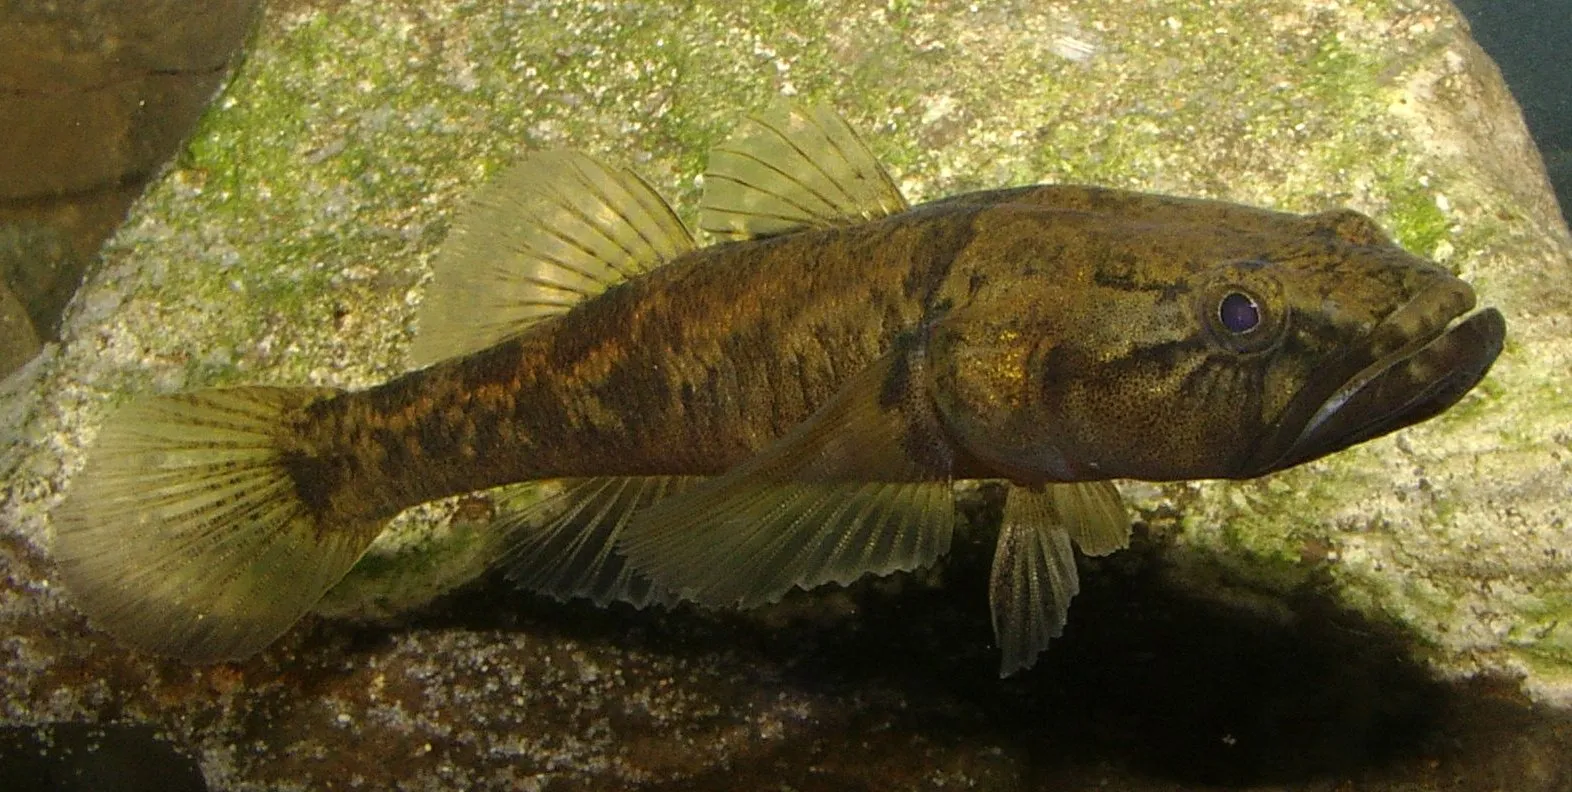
[
  {"xmin": 1218, "ymin": 291, "xmax": 1261, "ymax": 334},
  {"xmin": 1195, "ymin": 264, "xmax": 1286, "ymax": 355}
]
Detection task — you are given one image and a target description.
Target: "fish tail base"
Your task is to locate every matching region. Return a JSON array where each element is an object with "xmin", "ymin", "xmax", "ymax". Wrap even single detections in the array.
[{"xmin": 52, "ymin": 385, "xmax": 387, "ymax": 662}]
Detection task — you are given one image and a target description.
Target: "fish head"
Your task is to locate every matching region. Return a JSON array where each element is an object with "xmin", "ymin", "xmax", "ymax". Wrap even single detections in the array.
[{"xmin": 926, "ymin": 197, "xmax": 1505, "ymax": 483}]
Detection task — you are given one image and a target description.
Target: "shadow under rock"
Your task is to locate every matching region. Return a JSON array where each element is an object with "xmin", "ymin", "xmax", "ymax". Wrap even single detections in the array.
[
  {"xmin": 0, "ymin": 723, "xmax": 205, "ymax": 792},
  {"xmin": 400, "ymin": 521, "xmax": 1450, "ymax": 790}
]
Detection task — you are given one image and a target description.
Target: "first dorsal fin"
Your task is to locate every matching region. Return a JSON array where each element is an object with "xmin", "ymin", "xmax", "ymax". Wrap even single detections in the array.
[
  {"xmin": 700, "ymin": 103, "xmax": 909, "ymax": 241},
  {"xmin": 411, "ymin": 151, "xmax": 694, "ymax": 366}
]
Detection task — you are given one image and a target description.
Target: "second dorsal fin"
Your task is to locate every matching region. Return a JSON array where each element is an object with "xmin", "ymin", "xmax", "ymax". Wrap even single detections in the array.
[
  {"xmin": 411, "ymin": 151, "xmax": 694, "ymax": 366},
  {"xmin": 700, "ymin": 103, "xmax": 909, "ymax": 241}
]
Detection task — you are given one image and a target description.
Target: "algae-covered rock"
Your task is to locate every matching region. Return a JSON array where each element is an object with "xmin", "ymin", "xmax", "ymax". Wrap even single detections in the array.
[{"xmin": 3, "ymin": 0, "xmax": 1571, "ymax": 789}]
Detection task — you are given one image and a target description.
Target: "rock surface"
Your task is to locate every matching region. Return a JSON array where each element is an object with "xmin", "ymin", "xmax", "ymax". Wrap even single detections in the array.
[
  {"xmin": 0, "ymin": 0, "xmax": 261, "ymax": 377},
  {"xmin": 3, "ymin": 0, "xmax": 1571, "ymax": 789}
]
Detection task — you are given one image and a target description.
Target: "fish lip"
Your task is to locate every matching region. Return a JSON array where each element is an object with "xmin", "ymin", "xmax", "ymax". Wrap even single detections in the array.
[{"xmin": 1255, "ymin": 278, "xmax": 1505, "ymax": 475}]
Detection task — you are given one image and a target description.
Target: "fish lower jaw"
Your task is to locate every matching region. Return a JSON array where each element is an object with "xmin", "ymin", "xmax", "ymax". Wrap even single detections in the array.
[{"xmin": 1257, "ymin": 283, "xmax": 1504, "ymax": 475}]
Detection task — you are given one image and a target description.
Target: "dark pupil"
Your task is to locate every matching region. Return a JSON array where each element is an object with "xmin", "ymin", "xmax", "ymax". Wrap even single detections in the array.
[{"xmin": 1218, "ymin": 292, "xmax": 1261, "ymax": 334}]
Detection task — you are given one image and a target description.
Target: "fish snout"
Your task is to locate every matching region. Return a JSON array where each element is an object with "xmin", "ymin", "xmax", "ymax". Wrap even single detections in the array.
[{"xmin": 1250, "ymin": 274, "xmax": 1504, "ymax": 476}]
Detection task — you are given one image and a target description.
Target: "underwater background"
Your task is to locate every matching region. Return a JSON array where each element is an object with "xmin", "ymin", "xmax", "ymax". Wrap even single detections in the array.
[{"xmin": 1455, "ymin": 0, "xmax": 1572, "ymax": 228}]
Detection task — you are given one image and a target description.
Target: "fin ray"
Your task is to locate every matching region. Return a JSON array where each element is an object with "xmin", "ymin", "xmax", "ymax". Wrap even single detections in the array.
[
  {"xmin": 1052, "ymin": 480, "xmax": 1131, "ymax": 556},
  {"xmin": 701, "ymin": 104, "xmax": 909, "ymax": 241},
  {"xmin": 412, "ymin": 151, "xmax": 694, "ymax": 366},
  {"xmin": 500, "ymin": 476, "xmax": 696, "ymax": 608},
  {"xmin": 53, "ymin": 386, "xmax": 386, "ymax": 662},
  {"xmin": 990, "ymin": 484, "xmax": 1081, "ymax": 676},
  {"xmin": 620, "ymin": 351, "xmax": 954, "ymax": 607}
]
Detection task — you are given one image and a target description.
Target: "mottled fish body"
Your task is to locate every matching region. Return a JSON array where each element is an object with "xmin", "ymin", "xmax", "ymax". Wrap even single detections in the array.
[{"xmin": 54, "ymin": 106, "xmax": 1505, "ymax": 674}]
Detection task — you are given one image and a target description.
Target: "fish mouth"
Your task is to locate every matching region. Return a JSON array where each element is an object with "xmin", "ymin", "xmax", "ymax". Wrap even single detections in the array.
[{"xmin": 1255, "ymin": 278, "xmax": 1505, "ymax": 474}]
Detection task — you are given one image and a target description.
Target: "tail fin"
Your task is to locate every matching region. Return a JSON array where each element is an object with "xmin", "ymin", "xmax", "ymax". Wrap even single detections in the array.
[{"xmin": 52, "ymin": 386, "xmax": 388, "ymax": 662}]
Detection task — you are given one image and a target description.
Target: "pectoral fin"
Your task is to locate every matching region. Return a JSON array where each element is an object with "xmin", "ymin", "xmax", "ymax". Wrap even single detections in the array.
[
  {"xmin": 619, "ymin": 351, "xmax": 954, "ymax": 608},
  {"xmin": 498, "ymin": 476, "xmax": 698, "ymax": 608},
  {"xmin": 989, "ymin": 484, "xmax": 1081, "ymax": 676},
  {"xmin": 700, "ymin": 103, "xmax": 909, "ymax": 241}
]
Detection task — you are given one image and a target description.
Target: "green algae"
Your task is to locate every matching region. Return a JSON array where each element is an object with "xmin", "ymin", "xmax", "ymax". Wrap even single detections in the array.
[
  {"xmin": 1383, "ymin": 180, "xmax": 1451, "ymax": 252},
  {"xmin": 1508, "ymin": 594, "xmax": 1572, "ymax": 656}
]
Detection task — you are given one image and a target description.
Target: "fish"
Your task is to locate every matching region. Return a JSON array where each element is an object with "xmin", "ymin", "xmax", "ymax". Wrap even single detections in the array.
[{"xmin": 52, "ymin": 104, "xmax": 1506, "ymax": 675}]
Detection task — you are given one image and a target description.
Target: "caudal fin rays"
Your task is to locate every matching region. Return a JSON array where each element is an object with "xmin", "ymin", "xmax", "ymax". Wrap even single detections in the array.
[{"xmin": 53, "ymin": 386, "xmax": 387, "ymax": 662}]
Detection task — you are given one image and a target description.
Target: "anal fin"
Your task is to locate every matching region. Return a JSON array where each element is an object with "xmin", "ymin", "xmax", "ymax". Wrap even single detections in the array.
[{"xmin": 499, "ymin": 476, "xmax": 698, "ymax": 609}]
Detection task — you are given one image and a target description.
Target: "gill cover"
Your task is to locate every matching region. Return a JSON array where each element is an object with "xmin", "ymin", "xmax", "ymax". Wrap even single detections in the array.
[{"xmin": 924, "ymin": 231, "xmax": 1299, "ymax": 484}]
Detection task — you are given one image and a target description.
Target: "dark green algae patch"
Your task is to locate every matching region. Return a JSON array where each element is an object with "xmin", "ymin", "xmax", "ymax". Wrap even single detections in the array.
[{"xmin": 5, "ymin": 0, "xmax": 1572, "ymax": 789}]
